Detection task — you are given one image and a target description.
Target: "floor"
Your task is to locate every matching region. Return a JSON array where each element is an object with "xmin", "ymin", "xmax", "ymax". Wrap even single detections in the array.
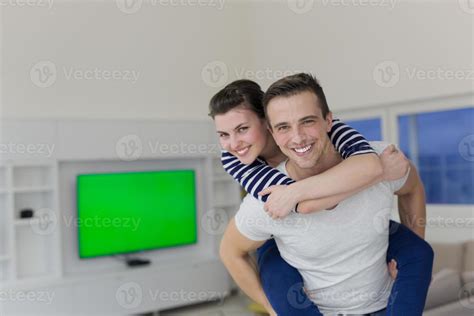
[{"xmin": 157, "ymin": 292, "xmax": 259, "ymax": 316}]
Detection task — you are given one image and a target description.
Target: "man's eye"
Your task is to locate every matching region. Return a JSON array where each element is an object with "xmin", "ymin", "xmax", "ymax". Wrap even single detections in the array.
[
  {"xmin": 238, "ymin": 127, "xmax": 249, "ymax": 133},
  {"xmin": 278, "ymin": 126, "xmax": 289, "ymax": 132},
  {"xmin": 303, "ymin": 120, "xmax": 315, "ymax": 125},
  {"xmin": 219, "ymin": 134, "xmax": 229, "ymax": 138}
]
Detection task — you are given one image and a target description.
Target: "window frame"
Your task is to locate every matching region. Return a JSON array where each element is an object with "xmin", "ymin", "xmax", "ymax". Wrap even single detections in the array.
[{"xmin": 336, "ymin": 93, "xmax": 473, "ymax": 212}]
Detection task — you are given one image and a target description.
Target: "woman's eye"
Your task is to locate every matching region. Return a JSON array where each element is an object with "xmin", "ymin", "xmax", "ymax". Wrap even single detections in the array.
[
  {"xmin": 219, "ymin": 134, "xmax": 228, "ymax": 139},
  {"xmin": 238, "ymin": 127, "xmax": 249, "ymax": 133}
]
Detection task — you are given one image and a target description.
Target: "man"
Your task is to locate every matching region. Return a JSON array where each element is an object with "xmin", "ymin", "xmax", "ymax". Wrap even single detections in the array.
[{"xmin": 219, "ymin": 73, "xmax": 427, "ymax": 315}]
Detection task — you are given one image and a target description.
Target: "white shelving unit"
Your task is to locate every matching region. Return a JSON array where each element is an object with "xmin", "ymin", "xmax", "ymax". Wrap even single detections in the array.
[
  {"xmin": 0, "ymin": 118, "xmax": 238, "ymax": 314},
  {"xmin": 208, "ymin": 157, "xmax": 242, "ymax": 254},
  {"xmin": 0, "ymin": 161, "xmax": 61, "ymax": 285}
]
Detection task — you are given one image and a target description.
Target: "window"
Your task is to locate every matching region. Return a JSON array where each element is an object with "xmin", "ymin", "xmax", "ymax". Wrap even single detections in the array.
[
  {"xmin": 345, "ymin": 118, "xmax": 382, "ymax": 141},
  {"xmin": 398, "ymin": 107, "xmax": 473, "ymax": 204}
]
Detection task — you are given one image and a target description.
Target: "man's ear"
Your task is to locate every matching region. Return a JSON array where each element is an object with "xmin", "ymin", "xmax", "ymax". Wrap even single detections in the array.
[
  {"xmin": 266, "ymin": 121, "xmax": 273, "ymax": 135},
  {"xmin": 326, "ymin": 111, "xmax": 333, "ymax": 132}
]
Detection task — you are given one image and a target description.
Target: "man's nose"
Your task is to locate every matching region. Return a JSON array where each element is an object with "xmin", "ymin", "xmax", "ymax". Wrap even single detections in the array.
[{"xmin": 290, "ymin": 126, "xmax": 305, "ymax": 144}]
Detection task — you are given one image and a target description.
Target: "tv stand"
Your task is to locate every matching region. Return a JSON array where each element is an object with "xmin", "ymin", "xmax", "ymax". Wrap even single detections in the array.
[{"xmin": 126, "ymin": 257, "xmax": 151, "ymax": 267}]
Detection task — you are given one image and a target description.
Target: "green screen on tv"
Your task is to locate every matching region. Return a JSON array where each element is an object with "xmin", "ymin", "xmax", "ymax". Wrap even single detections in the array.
[{"xmin": 77, "ymin": 170, "xmax": 197, "ymax": 258}]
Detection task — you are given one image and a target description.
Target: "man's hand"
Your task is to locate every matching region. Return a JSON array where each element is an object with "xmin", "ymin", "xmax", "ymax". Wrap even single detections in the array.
[
  {"xmin": 259, "ymin": 185, "xmax": 298, "ymax": 219},
  {"xmin": 380, "ymin": 145, "xmax": 410, "ymax": 181}
]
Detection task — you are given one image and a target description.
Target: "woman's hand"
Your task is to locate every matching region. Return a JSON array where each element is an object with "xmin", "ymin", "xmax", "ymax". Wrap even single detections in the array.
[
  {"xmin": 259, "ymin": 185, "xmax": 298, "ymax": 219},
  {"xmin": 388, "ymin": 259, "xmax": 398, "ymax": 280},
  {"xmin": 380, "ymin": 145, "xmax": 410, "ymax": 181}
]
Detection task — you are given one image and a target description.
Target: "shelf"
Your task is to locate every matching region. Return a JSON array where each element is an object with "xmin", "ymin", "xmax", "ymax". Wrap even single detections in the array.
[
  {"xmin": 13, "ymin": 186, "xmax": 54, "ymax": 193},
  {"xmin": 12, "ymin": 165, "xmax": 53, "ymax": 188},
  {"xmin": 14, "ymin": 219, "xmax": 39, "ymax": 227}
]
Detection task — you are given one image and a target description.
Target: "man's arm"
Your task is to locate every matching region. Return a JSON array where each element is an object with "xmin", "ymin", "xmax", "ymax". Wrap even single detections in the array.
[
  {"xmin": 395, "ymin": 162, "xmax": 426, "ymax": 239},
  {"xmin": 219, "ymin": 218, "xmax": 275, "ymax": 314}
]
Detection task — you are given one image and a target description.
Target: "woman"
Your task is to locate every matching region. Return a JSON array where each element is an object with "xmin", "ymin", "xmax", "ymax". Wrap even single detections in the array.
[{"xmin": 210, "ymin": 79, "xmax": 433, "ymax": 316}]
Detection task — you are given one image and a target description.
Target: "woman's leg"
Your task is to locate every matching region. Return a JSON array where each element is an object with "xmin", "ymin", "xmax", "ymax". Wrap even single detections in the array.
[
  {"xmin": 257, "ymin": 239, "xmax": 322, "ymax": 316},
  {"xmin": 386, "ymin": 220, "xmax": 434, "ymax": 316}
]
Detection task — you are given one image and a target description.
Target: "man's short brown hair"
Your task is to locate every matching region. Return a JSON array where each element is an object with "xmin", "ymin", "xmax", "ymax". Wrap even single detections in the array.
[{"xmin": 263, "ymin": 73, "xmax": 330, "ymax": 118}]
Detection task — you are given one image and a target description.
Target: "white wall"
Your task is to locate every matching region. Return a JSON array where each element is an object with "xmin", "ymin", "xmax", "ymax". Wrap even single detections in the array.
[
  {"xmin": 0, "ymin": 0, "xmax": 251, "ymax": 120},
  {"xmin": 1, "ymin": 1, "xmax": 471, "ymax": 121},
  {"xmin": 245, "ymin": 0, "xmax": 473, "ymax": 112}
]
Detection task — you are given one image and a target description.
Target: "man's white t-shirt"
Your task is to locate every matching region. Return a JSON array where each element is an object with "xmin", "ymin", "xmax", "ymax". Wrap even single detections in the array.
[{"xmin": 234, "ymin": 142, "xmax": 409, "ymax": 315}]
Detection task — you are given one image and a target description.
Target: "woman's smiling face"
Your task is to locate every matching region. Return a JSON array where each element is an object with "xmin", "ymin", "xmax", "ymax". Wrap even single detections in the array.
[{"xmin": 214, "ymin": 105, "xmax": 270, "ymax": 165}]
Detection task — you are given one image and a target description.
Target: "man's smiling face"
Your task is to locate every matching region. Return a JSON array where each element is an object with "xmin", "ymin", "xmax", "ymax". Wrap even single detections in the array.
[{"xmin": 266, "ymin": 90, "xmax": 333, "ymax": 170}]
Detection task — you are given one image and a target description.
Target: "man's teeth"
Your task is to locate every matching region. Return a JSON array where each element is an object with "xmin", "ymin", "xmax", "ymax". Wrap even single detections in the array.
[{"xmin": 294, "ymin": 145, "xmax": 312, "ymax": 153}]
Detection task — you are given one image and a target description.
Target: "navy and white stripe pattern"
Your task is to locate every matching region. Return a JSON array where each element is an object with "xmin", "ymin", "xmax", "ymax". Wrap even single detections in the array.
[
  {"xmin": 221, "ymin": 119, "xmax": 375, "ymax": 203},
  {"xmin": 328, "ymin": 119, "xmax": 375, "ymax": 159}
]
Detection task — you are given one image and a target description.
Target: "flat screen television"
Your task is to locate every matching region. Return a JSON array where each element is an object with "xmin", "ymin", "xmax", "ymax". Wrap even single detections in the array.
[{"xmin": 77, "ymin": 170, "xmax": 197, "ymax": 259}]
